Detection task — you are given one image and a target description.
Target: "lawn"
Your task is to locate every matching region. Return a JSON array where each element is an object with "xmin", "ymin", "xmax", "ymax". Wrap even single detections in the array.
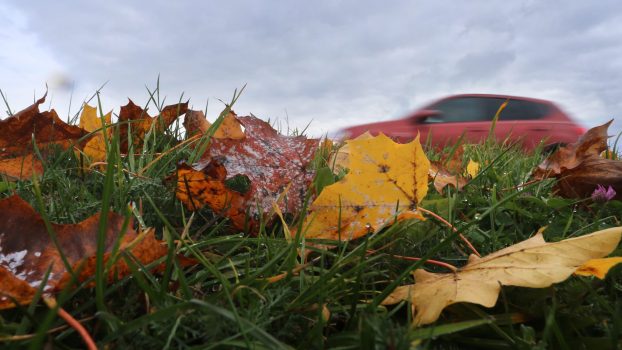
[{"xmin": 1, "ymin": 87, "xmax": 621, "ymax": 349}]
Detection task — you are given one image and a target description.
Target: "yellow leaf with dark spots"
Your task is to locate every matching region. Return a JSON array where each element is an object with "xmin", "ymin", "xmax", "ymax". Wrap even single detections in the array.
[{"xmin": 299, "ymin": 133, "xmax": 429, "ymax": 243}]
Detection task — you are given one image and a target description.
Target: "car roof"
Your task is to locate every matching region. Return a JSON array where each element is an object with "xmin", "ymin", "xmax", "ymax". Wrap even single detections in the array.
[{"xmin": 441, "ymin": 93, "xmax": 553, "ymax": 105}]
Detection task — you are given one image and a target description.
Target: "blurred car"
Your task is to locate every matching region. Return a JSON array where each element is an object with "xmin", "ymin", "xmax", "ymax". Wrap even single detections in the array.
[{"xmin": 339, "ymin": 94, "xmax": 585, "ymax": 150}]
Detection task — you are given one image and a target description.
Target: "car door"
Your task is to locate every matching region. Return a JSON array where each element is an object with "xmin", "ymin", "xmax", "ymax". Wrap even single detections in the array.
[
  {"xmin": 417, "ymin": 96, "xmax": 492, "ymax": 147},
  {"xmin": 485, "ymin": 98, "xmax": 553, "ymax": 148}
]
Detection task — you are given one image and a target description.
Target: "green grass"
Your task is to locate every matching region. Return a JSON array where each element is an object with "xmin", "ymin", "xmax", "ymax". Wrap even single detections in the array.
[{"xmin": 1, "ymin": 86, "xmax": 621, "ymax": 349}]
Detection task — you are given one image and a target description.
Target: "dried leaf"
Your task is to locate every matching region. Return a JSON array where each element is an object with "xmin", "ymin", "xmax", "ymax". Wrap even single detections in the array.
[
  {"xmin": 554, "ymin": 157, "xmax": 622, "ymax": 199},
  {"xmin": 118, "ymin": 100, "xmax": 188, "ymax": 152},
  {"xmin": 534, "ymin": 121, "xmax": 622, "ymax": 199},
  {"xmin": 298, "ymin": 133, "xmax": 429, "ymax": 243},
  {"xmin": 176, "ymin": 115, "xmax": 318, "ymax": 231},
  {"xmin": 0, "ymin": 195, "xmax": 167, "ymax": 309},
  {"xmin": 328, "ymin": 131, "xmax": 373, "ymax": 174},
  {"xmin": 429, "ymin": 163, "xmax": 468, "ymax": 193},
  {"xmin": 0, "ymin": 94, "xmax": 91, "ymax": 179},
  {"xmin": 575, "ymin": 257, "xmax": 622, "ymax": 279},
  {"xmin": 466, "ymin": 159, "xmax": 480, "ymax": 178},
  {"xmin": 382, "ymin": 227, "xmax": 622, "ymax": 325},
  {"xmin": 176, "ymin": 159, "xmax": 250, "ymax": 228},
  {"xmin": 78, "ymin": 104, "xmax": 111, "ymax": 162},
  {"xmin": 184, "ymin": 110, "xmax": 244, "ymax": 139},
  {"xmin": 536, "ymin": 120, "xmax": 611, "ymax": 175},
  {"xmin": 428, "ymin": 144, "xmax": 471, "ymax": 193}
]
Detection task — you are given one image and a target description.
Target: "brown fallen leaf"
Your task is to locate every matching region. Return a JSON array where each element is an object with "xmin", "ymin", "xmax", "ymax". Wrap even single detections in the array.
[
  {"xmin": 176, "ymin": 159, "xmax": 250, "ymax": 228},
  {"xmin": 382, "ymin": 227, "xmax": 622, "ymax": 325},
  {"xmin": 298, "ymin": 133, "xmax": 429, "ymax": 243},
  {"xmin": 429, "ymin": 162, "xmax": 468, "ymax": 193},
  {"xmin": 427, "ymin": 144, "xmax": 472, "ymax": 193},
  {"xmin": 176, "ymin": 114, "xmax": 319, "ymax": 231},
  {"xmin": 0, "ymin": 94, "xmax": 91, "ymax": 179},
  {"xmin": 534, "ymin": 120, "xmax": 621, "ymax": 199},
  {"xmin": 118, "ymin": 100, "xmax": 188, "ymax": 152},
  {"xmin": 0, "ymin": 195, "xmax": 168, "ymax": 309},
  {"xmin": 536, "ymin": 121, "xmax": 611, "ymax": 175}
]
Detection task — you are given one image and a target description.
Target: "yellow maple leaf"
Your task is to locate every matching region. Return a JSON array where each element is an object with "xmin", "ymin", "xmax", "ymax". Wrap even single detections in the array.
[
  {"xmin": 184, "ymin": 110, "xmax": 244, "ymax": 139},
  {"xmin": 382, "ymin": 227, "xmax": 622, "ymax": 325},
  {"xmin": 328, "ymin": 131, "xmax": 373, "ymax": 174},
  {"xmin": 466, "ymin": 159, "xmax": 480, "ymax": 178},
  {"xmin": 299, "ymin": 133, "xmax": 430, "ymax": 243},
  {"xmin": 78, "ymin": 104, "xmax": 111, "ymax": 163},
  {"xmin": 575, "ymin": 257, "xmax": 622, "ymax": 279}
]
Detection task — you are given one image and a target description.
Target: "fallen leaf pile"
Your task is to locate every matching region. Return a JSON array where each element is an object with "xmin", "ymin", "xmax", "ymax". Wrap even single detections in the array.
[
  {"xmin": 534, "ymin": 120, "xmax": 621, "ymax": 199},
  {"xmin": 382, "ymin": 227, "xmax": 622, "ymax": 325},
  {"xmin": 0, "ymin": 94, "xmax": 91, "ymax": 179},
  {"xmin": 0, "ymin": 195, "xmax": 167, "ymax": 309},
  {"xmin": 176, "ymin": 111, "xmax": 319, "ymax": 231}
]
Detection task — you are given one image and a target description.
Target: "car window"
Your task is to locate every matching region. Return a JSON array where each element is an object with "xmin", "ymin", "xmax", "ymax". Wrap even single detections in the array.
[
  {"xmin": 426, "ymin": 97, "xmax": 490, "ymax": 123},
  {"xmin": 496, "ymin": 99, "xmax": 549, "ymax": 120},
  {"xmin": 426, "ymin": 97, "xmax": 550, "ymax": 123}
]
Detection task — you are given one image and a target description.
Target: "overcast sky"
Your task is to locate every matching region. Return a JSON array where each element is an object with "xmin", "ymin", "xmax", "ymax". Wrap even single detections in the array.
[{"xmin": 1, "ymin": 1, "xmax": 621, "ymax": 137}]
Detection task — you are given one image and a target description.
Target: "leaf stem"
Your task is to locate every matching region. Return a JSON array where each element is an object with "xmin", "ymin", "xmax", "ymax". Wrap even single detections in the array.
[
  {"xmin": 366, "ymin": 249, "xmax": 458, "ymax": 272},
  {"xmin": 44, "ymin": 298, "xmax": 96, "ymax": 350},
  {"xmin": 417, "ymin": 206, "xmax": 481, "ymax": 257}
]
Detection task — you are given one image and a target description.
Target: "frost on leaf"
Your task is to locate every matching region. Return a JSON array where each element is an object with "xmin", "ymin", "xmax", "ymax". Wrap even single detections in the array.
[
  {"xmin": 0, "ymin": 195, "xmax": 167, "ymax": 309},
  {"xmin": 0, "ymin": 94, "xmax": 91, "ymax": 179},
  {"xmin": 382, "ymin": 227, "xmax": 622, "ymax": 325},
  {"xmin": 176, "ymin": 114, "xmax": 319, "ymax": 232},
  {"xmin": 298, "ymin": 133, "xmax": 429, "ymax": 244},
  {"xmin": 118, "ymin": 99, "xmax": 188, "ymax": 152}
]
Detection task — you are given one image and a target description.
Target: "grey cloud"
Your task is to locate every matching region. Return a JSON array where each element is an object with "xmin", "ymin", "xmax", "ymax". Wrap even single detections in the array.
[{"xmin": 1, "ymin": 0, "xmax": 622, "ymax": 136}]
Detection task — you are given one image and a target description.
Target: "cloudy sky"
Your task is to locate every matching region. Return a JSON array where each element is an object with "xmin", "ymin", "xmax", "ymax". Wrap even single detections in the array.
[{"xmin": 1, "ymin": 1, "xmax": 621, "ymax": 136}]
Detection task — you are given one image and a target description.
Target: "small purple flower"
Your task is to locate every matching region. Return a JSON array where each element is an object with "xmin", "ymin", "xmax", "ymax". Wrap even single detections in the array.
[{"xmin": 591, "ymin": 185, "xmax": 616, "ymax": 202}]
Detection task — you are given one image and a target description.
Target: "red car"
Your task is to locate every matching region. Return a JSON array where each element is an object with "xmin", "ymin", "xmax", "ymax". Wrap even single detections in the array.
[{"xmin": 340, "ymin": 94, "xmax": 585, "ymax": 150}]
